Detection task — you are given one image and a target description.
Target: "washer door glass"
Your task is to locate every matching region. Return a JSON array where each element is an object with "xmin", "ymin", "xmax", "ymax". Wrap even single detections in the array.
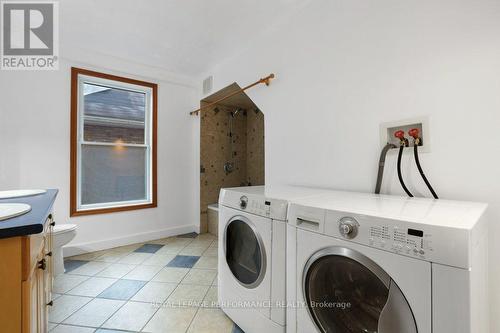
[
  {"xmin": 225, "ymin": 217, "xmax": 265, "ymax": 288},
  {"xmin": 304, "ymin": 248, "xmax": 417, "ymax": 333}
]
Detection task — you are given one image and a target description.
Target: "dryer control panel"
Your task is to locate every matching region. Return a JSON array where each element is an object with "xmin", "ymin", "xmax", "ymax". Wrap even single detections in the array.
[{"xmin": 219, "ymin": 188, "xmax": 288, "ymax": 220}]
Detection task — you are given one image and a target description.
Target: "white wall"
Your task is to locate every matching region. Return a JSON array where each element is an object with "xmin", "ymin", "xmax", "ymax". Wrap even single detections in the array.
[
  {"xmin": 0, "ymin": 54, "xmax": 200, "ymax": 255},
  {"xmin": 205, "ymin": 0, "xmax": 500, "ymax": 327}
]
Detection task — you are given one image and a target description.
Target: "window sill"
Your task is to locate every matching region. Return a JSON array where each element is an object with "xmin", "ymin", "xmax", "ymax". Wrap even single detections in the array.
[{"xmin": 70, "ymin": 202, "xmax": 157, "ymax": 217}]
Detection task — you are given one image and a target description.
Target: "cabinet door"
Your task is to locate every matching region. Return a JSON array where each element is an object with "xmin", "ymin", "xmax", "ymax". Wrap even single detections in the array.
[
  {"xmin": 37, "ymin": 263, "xmax": 47, "ymax": 333},
  {"xmin": 25, "ymin": 268, "xmax": 39, "ymax": 333}
]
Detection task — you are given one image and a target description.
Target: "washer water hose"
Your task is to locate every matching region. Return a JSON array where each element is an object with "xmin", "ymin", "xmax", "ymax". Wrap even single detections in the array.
[
  {"xmin": 394, "ymin": 130, "xmax": 414, "ymax": 197},
  {"xmin": 409, "ymin": 128, "xmax": 438, "ymax": 199},
  {"xmin": 375, "ymin": 143, "xmax": 397, "ymax": 194}
]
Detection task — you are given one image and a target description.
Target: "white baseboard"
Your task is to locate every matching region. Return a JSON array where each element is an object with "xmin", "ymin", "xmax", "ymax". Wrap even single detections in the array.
[{"xmin": 63, "ymin": 224, "xmax": 198, "ymax": 257}]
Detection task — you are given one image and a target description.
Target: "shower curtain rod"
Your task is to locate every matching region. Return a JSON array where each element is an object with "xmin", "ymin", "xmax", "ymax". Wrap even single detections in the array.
[{"xmin": 189, "ymin": 73, "xmax": 275, "ymax": 116}]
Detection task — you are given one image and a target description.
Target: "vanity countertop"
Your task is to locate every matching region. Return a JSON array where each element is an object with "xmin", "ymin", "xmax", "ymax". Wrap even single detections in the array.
[{"xmin": 0, "ymin": 189, "xmax": 58, "ymax": 239}]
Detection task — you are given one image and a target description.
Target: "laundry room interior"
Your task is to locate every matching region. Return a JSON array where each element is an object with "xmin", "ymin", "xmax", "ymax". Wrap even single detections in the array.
[{"xmin": 0, "ymin": 1, "xmax": 499, "ymax": 333}]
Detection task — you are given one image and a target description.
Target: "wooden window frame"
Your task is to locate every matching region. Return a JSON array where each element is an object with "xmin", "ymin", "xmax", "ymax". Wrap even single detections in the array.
[{"xmin": 70, "ymin": 67, "xmax": 158, "ymax": 216}]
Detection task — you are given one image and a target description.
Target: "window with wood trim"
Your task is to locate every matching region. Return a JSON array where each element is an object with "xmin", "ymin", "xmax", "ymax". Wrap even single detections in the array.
[{"xmin": 70, "ymin": 68, "xmax": 157, "ymax": 216}]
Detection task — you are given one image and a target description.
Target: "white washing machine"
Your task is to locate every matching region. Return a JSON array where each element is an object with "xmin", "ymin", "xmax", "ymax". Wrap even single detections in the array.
[
  {"xmin": 218, "ymin": 186, "xmax": 329, "ymax": 333},
  {"xmin": 286, "ymin": 191, "xmax": 489, "ymax": 333}
]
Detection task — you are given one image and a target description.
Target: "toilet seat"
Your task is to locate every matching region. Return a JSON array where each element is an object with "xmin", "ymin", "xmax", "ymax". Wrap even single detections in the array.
[{"xmin": 53, "ymin": 224, "xmax": 77, "ymax": 235}]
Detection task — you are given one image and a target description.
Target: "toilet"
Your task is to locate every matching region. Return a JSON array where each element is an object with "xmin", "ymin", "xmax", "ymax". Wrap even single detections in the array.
[{"xmin": 53, "ymin": 224, "xmax": 77, "ymax": 276}]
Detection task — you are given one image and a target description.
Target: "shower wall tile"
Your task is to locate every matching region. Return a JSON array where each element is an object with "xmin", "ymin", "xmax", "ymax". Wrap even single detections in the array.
[
  {"xmin": 200, "ymin": 101, "xmax": 264, "ymax": 233},
  {"xmin": 247, "ymin": 109, "xmax": 265, "ymax": 186}
]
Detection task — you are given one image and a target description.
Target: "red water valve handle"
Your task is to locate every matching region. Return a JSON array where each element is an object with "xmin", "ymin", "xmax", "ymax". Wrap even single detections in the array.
[
  {"xmin": 394, "ymin": 130, "xmax": 405, "ymax": 140},
  {"xmin": 408, "ymin": 128, "xmax": 420, "ymax": 139}
]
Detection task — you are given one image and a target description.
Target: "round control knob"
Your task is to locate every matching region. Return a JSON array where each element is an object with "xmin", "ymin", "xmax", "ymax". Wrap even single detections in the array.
[
  {"xmin": 338, "ymin": 217, "xmax": 359, "ymax": 239},
  {"xmin": 239, "ymin": 196, "xmax": 248, "ymax": 209}
]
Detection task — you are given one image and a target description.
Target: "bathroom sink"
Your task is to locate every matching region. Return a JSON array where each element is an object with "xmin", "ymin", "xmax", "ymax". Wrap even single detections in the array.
[
  {"xmin": 0, "ymin": 189, "xmax": 46, "ymax": 199},
  {"xmin": 0, "ymin": 203, "xmax": 32, "ymax": 221}
]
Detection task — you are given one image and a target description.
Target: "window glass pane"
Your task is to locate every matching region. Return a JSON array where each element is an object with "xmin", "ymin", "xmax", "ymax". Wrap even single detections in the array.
[
  {"xmin": 83, "ymin": 83, "xmax": 146, "ymax": 144},
  {"xmin": 81, "ymin": 144, "xmax": 147, "ymax": 205}
]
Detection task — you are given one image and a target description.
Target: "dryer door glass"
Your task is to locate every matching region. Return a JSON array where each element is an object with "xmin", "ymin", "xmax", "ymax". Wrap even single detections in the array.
[
  {"xmin": 303, "ymin": 248, "xmax": 417, "ymax": 333},
  {"xmin": 225, "ymin": 218, "xmax": 265, "ymax": 288}
]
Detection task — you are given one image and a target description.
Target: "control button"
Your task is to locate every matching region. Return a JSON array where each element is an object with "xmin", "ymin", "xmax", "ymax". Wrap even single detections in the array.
[
  {"xmin": 239, "ymin": 196, "xmax": 248, "ymax": 209},
  {"xmin": 338, "ymin": 217, "xmax": 359, "ymax": 239},
  {"xmin": 413, "ymin": 248, "xmax": 419, "ymax": 254},
  {"xmin": 419, "ymin": 249, "xmax": 425, "ymax": 255}
]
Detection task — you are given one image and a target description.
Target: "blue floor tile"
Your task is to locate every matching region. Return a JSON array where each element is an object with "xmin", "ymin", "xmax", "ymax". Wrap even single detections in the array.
[
  {"xmin": 64, "ymin": 259, "xmax": 89, "ymax": 273},
  {"xmin": 177, "ymin": 232, "xmax": 199, "ymax": 238},
  {"xmin": 134, "ymin": 243, "xmax": 164, "ymax": 253},
  {"xmin": 167, "ymin": 255, "xmax": 200, "ymax": 268},
  {"xmin": 97, "ymin": 279, "xmax": 147, "ymax": 300},
  {"xmin": 233, "ymin": 323, "xmax": 245, "ymax": 333}
]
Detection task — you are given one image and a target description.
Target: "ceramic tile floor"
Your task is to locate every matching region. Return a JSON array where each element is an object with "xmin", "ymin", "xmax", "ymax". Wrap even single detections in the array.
[{"xmin": 49, "ymin": 233, "xmax": 244, "ymax": 333}]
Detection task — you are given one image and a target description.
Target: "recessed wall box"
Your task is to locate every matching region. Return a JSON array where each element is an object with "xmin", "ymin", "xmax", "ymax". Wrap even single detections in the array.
[{"xmin": 380, "ymin": 117, "xmax": 430, "ymax": 153}]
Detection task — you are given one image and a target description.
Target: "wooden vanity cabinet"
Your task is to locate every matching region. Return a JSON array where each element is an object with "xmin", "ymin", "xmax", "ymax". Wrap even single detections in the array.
[{"xmin": 0, "ymin": 214, "xmax": 54, "ymax": 332}]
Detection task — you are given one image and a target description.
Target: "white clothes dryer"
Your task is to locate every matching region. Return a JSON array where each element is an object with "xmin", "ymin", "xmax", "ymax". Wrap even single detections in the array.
[{"xmin": 218, "ymin": 185, "xmax": 329, "ymax": 333}]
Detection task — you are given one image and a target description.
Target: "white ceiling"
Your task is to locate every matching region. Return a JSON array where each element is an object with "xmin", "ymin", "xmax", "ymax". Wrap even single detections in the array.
[{"xmin": 60, "ymin": 0, "xmax": 309, "ymax": 77}]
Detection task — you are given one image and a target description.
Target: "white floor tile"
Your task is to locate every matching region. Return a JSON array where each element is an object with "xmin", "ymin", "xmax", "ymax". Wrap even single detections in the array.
[
  {"xmin": 142, "ymin": 306, "xmax": 198, "ymax": 333},
  {"xmin": 193, "ymin": 256, "xmax": 218, "ymax": 270},
  {"xmin": 168, "ymin": 238, "xmax": 193, "ymax": 246},
  {"xmin": 101, "ymin": 301, "xmax": 158, "ymax": 331},
  {"xmin": 179, "ymin": 246, "xmax": 207, "ymax": 256},
  {"xmin": 141, "ymin": 253, "xmax": 176, "ymax": 266},
  {"xmin": 63, "ymin": 298, "xmax": 125, "ymax": 327},
  {"xmin": 148, "ymin": 237, "xmax": 173, "ymax": 245},
  {"xmin": 202, "ymin": 247, "xmax": 218, "ymax": 257},
  {"xmin": 123, "ymin": 265, "xmax": 163, "ymax": 281},
  {"xmin": 95, "ymin": 263, "xmax": 137, "ymax": 279},
  {"xmin": 131, "ymin": 281, "xmax": 177, "ymax": 304},
  {"xmin": 68, "ymin": 251, "xmax": 106, "ymax": 261},
  {"xmin": 187, "ymin": 308, "xmax": 233, "ymax": 333},
  {"xmin": 201, "ymin": 286, "xmax": 219, "ymax": 308},
  {"xmin": 212, "ymin": 273, "xmax": 218, "ymax": 286},
  {"xmin": 94, "ymin": 251, "xmax": 128, "ymax": 263},
  {"xmin": 166, "ymin": 284, "xmax": 209, "ymax": 307},
  {"xmin": 187, "ymin": 239, "xmax": 213, "ymax": 248},
  {"xmin": 181, "ymin": 269, "xmax": 217, "ymax": 286},
  {"xmin": 50, "ymin": 324, "xmax": 96, "ymax": 333},
  {"xmin": 197, "ymin": 234, "xmax": 216, "ymax": 241},
  {"xmin": 155, "ymin": 244, "xmax": 185, "ymax": 255},
  {"xmin": 118, "ymin": 252, "xmax": 152, "ymax": 265},
  {"xmin": 53, "ymin": 274, "xmax": 89, "ymax": 294},
  {"xmin": 112, "ymin": 243, "xmax": 144, "ymax": 253},
  {"xmin": 151, "ymin": 267, "xmax": 189, "ymax": 283},
  {"xmin": 66, "ymin": 277, "xmax": 117, "ymax": 297},
  {"xmin": 49, "ymin": 295, "xmax": 92, "ymax": 323},
  {"xmin": 68, "ymin": 261, "xmax": 111, "ymax": 276}
]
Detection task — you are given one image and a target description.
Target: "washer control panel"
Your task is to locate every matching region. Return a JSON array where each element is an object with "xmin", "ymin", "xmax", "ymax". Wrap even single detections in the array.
[
  {"xmin": 325, "ymin": 211, "xmax": 437, "ymax": 262},
  {"xmin": 367, "ymin": 225, "xmax": 432, "ymax": 258},
  {"xmin": 289, "ymin": 200, "xmax": 479, "ymax": 269}
]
